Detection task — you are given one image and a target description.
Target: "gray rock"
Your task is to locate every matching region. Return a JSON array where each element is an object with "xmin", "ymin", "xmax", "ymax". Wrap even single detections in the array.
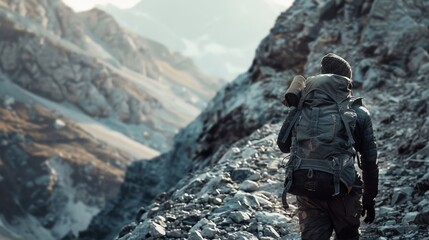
[
  {"xmin": 391, "ymin": 187, "xmax": 413, "ymax": 205},
  {"xmin": 402, "ymin": 211, "xmax": 419, "ymax": 224},
  {"xmin": 414, "ymin": 210, "xmax": 429, "ymax": 224},
  {"xmin": 188, "ymin": 230, "xmax": 205, "ymax": 240},
  {"xmin": 248, "ymin": 172, "xmax": 261, "ymax": 181},
  {"xmin": 232, "ymin": 191, "xmax": 261, "ymax": 209},
  {"xmin": 240, "ymin": 180, "xmax": 259, "ymax": 192},
  {"xmin": 212, "ymin": 197, "xmax": 223, "ymax": 205},
  {"xmin": 378, "ymin": 206, "xmax": 395, "ymax": 217},
  {"xmin": 408, "ymin": 47, "xmax": 429, "ymax": 73},
  {"xmin": 230, "ymin": 211, "xmax": 251, "ymax": 223},
  {"xmin": 254, "ymin": 212, "xmax": 291, "ymax": 228},
  {"xmin": 148, "ymin": 222, "xmax": 166, "ymax": 238},
  {"xmin": 227, "ymin": 231, "xmax": 258, "ymax": 240},
  {"xmin": 318, "ymin": 0, "xmax": 336, "ymax": 20},
  {"xmin": 263, "ymin": 225, "xmax": 280, "ymax": 238},
  {"xmin": 166, "ymin": 229, "xmax": 183, "ymax": 238},
  {"xmin": 362, "ymin": 68, "xmax": 381, "ymax": 91},
  {"xmin": 418, "ymin": 62, "xmax": 429, "ymax": 75},
  {"xmin": 201, "ymin": 226, "xmax": 219, "ymax": 239}
]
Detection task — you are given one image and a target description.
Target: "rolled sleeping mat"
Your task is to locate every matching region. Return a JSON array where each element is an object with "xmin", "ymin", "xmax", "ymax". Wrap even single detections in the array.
[{"xmin": 284, "ymin": 75, "xmax": 306, "ymax": 107}]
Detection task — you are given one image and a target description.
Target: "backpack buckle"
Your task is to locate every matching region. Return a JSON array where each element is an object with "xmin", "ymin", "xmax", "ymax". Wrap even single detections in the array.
[{"xmin": 307, "ymin": 169, "xmax": 314, "ymax": 179}]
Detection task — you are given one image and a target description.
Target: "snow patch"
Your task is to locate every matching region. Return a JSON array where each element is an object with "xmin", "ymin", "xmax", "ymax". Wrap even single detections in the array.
[
  {"xmin": 0, "ymin": 214, "xmax": 54, "ymax": 240},
  {"xmin": 49, "ymin": 157, "xmax": 100, "ymax": 238}
]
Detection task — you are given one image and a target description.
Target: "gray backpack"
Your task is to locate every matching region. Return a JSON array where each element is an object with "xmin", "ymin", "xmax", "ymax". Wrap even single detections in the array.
[{"xmin": 277, "ymin": 74, "xmax": 361, "ymax": 208}]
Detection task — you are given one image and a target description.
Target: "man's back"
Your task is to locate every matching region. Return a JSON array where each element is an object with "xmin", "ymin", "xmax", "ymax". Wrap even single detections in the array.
[{"xmin": 277, "ymin": 53, "xmax": 378, "ymax": 240}]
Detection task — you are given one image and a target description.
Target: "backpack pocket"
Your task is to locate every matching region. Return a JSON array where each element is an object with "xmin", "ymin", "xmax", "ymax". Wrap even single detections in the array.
[
  {"xmin": 285, "ymin": 155, "xmax": 356, "ymax": 199},
  {"xmin": 316, "ymin": 114, "xmax": 340, "ymax": 143}
]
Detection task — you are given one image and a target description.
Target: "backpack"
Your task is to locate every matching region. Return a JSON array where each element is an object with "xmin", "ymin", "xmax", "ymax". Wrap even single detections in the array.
[{"xmin": 277, "ymin": 74, "xmax": 362, "ymax": 208}]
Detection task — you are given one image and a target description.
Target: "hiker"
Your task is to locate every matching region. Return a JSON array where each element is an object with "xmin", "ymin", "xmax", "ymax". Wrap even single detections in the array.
[{"xmin": 277, "ymin": 53, "xmax": 379, "ymax": 240}]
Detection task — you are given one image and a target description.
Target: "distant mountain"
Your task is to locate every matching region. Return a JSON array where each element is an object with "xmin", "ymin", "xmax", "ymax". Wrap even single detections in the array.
[
  {"xmin": 100, "ymin": 0, "xmax": 289, "ymax": 81},
  {"xmin": 0, "ymin": 0, "xmax": 222, "ymax": 152},
  {"xmin": 0, "ymin": 0, "xmax": 222, "ymax": 238}
]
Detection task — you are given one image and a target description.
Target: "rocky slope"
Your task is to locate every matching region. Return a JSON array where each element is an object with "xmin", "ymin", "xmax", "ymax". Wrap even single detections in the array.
[
  {"xmin": 80, "ymin": 0, "xmax": 429, "ymax": 239},
  {"xmin": 0, "ymin": 0, "xmax": 221, "ymax": 152},
  {"xmin": 0, "ymin": 95, "xmax": 132, "ymax": 240},
  {"xmin": 0, "ymin": 0, "xmax": 222, "ymax": 239}
]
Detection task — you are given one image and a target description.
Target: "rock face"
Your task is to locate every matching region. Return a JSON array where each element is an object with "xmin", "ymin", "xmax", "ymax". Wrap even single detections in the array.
[
  {"xmin": 0, "ymin": 0, "xmax": 222, "ymax": 239},
  {"xmin": 0, "ymin": 0, "xmax": 221, "ymax": 152},
  {"xmin": 80, "ymin": 0, "xmax": 429, "ymax": 239},
  {"xmin": 0, "ymin": 98, "xmax": 131, "ymax": 240}
]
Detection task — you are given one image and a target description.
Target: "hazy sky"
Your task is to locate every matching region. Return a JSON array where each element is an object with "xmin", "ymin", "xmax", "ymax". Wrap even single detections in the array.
[{"xmin": 62, "ymin": 0, "xmax": 293, "ymax": 12}]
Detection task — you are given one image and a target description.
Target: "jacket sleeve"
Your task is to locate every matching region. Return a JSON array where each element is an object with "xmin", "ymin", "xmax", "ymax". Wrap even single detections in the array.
[{"xmin": 353, "ymin": 105, "xmax": 379, "ymax": 203}]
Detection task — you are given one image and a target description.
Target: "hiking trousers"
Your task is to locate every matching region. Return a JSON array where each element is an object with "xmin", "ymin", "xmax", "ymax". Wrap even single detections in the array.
[{"xmin": 296, "ymin": 192, "xmax": 362, "ymax": 240}]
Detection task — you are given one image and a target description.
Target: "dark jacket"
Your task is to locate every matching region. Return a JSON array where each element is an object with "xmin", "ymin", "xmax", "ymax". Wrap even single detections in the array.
[{"xmin": 352, "ymin": 104, "xmax": 379, "ymax": 202}]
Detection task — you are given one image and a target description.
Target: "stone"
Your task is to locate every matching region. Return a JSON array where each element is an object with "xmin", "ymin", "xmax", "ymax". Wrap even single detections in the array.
[
  {"xmin": 391, "ymin": 187, "xmax": 413, "ymax": 205},
  {"xmin": 231, "ymin": 168, "xmax": 257, "ymax": 182},
  {"xmin": 189, "ymin": 230, "xmax": 204, "ymax": 240},
  {"xmin": 240, "ymin": 180, "xmax": 259, "ymax": 192},
  {"xmin": 201, "ymin": 226, "xmax": 219, "ymax": 239},
  {"xmin": 148, "ymin": 222, "xmax": 166, "ymax": 238},
  {"xmin": 263, "ymin": 225, "xmax": 280, "ymax": 238},
  {"xmin": 212, "ymin": 197, "xmax": 223, "ymax": 205},
  {"xmin": 402, "ymin": 211, "xmax": 419, "ymax": 224},
  {"xmin": 229, "ymin": 211, "xmax": 251, "ymax": 224},
  {"xmin": 317, "ymin": 0, "xmax": 336, "ymax": 20},
  {"xmin": 227, "ymin": 231, "xmax": 258, "ymax": 240},
  {"xmin": 378, "ymin": 206, "xmax": 395, "ymax": 217},
  {"xmin": 418, "ymin": 62, "xmax": 429, "ymax": 75},
  {"xmin": 414, "ymin": 210, "xmax": 429, "ymax": 224},
  {"xmin": 254, "ymin": 212, "xmax": 291, "ymax": 228},
  {"xmin": 117, "ymin": 223, "xmax": 137, "ymax": 238},
  {"xmin": 408, "ymin": 47, "xmax": 429, "ymax": 73},
  {"xmin": 232, "ymin": 191, "xmax": 260, "ymax": 209},
  {"xmin": 54, "ymin": 119, "xmax": 66, "ymax": 129},
  {"xmin": 166, "ymin": 229, "xmax": 183, "ymax": 238}
]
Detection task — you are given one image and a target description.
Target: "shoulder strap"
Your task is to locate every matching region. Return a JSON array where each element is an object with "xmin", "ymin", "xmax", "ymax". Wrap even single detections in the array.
[
  {"xmin": 338, "ymin": 100, "xmax": 355, "ymax": 147},
  {"xmin": 280, "ymin": 93, "xmax": 307, "ymax": 144}
]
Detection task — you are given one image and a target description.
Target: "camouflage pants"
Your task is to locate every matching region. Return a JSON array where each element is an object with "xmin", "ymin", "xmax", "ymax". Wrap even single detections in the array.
[{"xmin": 297, "ymin": 192, "xmax": 362, "ymax": 240}]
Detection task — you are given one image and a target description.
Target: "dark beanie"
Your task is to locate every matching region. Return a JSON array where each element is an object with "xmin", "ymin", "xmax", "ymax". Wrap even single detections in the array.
[{"xmin": 320, "ymin": 53, "xmax": 352, "ymax": 79}]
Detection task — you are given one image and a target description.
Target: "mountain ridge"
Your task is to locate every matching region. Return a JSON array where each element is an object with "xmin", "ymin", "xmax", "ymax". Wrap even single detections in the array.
[
  {"xmin": 99, "ymin": 0, "xmax": 290, "ymax": 80},
  {"xmin": 0, "ymin": 0, "xmax": 222, "ymax": 238}
]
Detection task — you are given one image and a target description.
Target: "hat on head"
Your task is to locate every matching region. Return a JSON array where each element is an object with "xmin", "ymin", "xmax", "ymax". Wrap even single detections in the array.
[{"xmin": 320, "ymin": 53, "xmax": 352, "ymax": 79}]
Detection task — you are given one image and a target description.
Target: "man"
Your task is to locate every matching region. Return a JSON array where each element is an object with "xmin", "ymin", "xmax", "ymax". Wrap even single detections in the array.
[{"xmin": 277, "ymin": 53, "xmax": 378, "ymax": 240}]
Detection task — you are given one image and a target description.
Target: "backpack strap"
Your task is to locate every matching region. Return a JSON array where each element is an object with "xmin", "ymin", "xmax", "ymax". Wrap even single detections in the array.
[
  {"xmin": 279, "ymin": 92, "xmax": 307, "ymax": 144},
  {"xmin": 332, "ymin": 157, "xmax": 341, "ymax": 196},
  {"xmin": 348, "ymin": 97, "xmax": 363, "ymax": 168},
  {"xmin": 338, "ymin": 101, "xmax": 355, "ymax": 148},
  {"xmin": 281, "ymin": 156, "xmax": 300, "ymax": 209}
]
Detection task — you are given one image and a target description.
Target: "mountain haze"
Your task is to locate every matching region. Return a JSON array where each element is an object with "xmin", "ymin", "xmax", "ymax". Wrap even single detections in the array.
[{"xmin": 100, "ymin": 0, "xmax": 291, "ymax": 81}]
